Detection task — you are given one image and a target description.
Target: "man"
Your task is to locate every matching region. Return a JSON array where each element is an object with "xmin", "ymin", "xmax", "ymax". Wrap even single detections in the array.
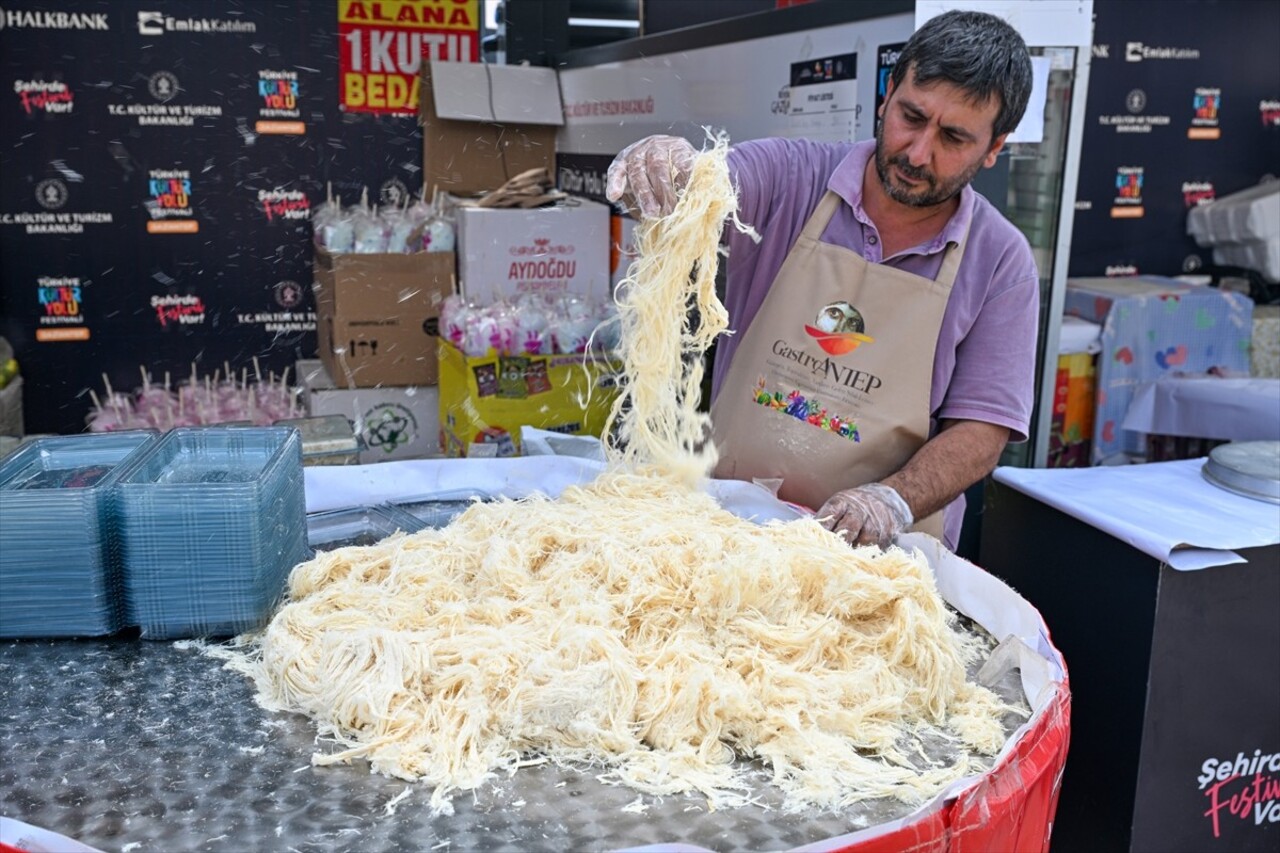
[{"xmin": 605, "ymin": 9, "xmax": 1038, "ymax": 552}]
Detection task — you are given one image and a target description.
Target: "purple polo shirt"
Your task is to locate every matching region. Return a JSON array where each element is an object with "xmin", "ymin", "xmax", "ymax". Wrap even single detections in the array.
[{"xmin": 717, "ymin": 138, "xmax": 1040, "ymax": 546}]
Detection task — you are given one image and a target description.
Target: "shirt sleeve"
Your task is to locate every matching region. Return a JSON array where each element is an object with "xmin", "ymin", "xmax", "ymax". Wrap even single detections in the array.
[
  {"xmin": 936, "ymin": 243, "xmax": 1041, "ymax": 444},
  {"xmin": 726, "ymin": 139, "xmax": 785, "ymax": 242}
]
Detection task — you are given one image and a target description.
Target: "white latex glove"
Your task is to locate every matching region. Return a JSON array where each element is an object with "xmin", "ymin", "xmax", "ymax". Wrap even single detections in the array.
[
  {"xmin": 605, "ymin": 135, "xmax": 697, "ymax": 219},
  {"xmin": 816, "ymin": 483, "xmax": 913, "ymax": 550}
]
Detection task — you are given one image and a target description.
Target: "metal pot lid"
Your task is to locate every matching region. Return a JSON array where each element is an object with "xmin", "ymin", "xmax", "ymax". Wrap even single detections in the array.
[{"xmin": 1202, "ymin": 440, "xmax": 1280, "ymax": 504}]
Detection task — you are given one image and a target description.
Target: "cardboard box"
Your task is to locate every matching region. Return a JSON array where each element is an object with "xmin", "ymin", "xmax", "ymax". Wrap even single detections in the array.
[
  {"xmin": 298, "ymin": 359, "xmax": 441, "ymax": 462},
  {"xmin": 313, "ymin": 247, "xmax": 455, "ymax": 388},
  {"xmin": 437, "ymin": 340, "xmax": 620, "ymax": 458},
  {"xmin": 420, "ymin": 61, "xmax": 563, "ymax": 197},
  {"xmin": 455, "ymin": 198, "xmax": 611, "ymax": 306}
]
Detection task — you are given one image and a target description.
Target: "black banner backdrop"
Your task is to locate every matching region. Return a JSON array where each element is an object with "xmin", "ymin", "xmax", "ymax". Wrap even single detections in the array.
[
  {"xmin": 0, "ymin": 1, "xmax": 465, "ymax": 435},
  {"xmin": 1069, "ymin": 0, "xmax": 1280, "ymax": 281}
]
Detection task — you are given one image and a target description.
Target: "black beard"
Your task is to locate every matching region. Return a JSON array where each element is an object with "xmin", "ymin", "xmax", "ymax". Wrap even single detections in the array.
[{"xmin": 874, "ymin": 123, "xmax": 985, "ymax": 208}]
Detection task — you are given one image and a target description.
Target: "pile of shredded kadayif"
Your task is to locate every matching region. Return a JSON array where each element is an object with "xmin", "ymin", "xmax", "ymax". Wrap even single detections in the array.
[{"xmin": 223, "ymin": 134, "xmax": 1015, "ymax": 815}]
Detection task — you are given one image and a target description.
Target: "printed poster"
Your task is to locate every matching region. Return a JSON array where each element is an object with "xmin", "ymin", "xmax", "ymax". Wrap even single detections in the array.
[{"xmin": 338, "ymin": 0, "xmax": 479, "ymax": 115}]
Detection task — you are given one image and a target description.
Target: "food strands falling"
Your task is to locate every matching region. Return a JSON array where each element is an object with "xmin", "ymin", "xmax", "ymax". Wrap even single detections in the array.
[
  {"xmin": 602, "ymin": 138, "xmax": 755, "ymax": 484},
  {"xmin": 87, "ymin": 359, "xmax": 303, "ymax": 431},
  {"xmin": 220, "ymin": 134, "xmax": 1018, "ymax": 819}
]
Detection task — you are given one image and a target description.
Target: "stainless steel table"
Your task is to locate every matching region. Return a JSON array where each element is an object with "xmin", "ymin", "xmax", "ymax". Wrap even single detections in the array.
[{"xmin": 1, "ymin": 638, "xmax": 1022, "ymax": 852}]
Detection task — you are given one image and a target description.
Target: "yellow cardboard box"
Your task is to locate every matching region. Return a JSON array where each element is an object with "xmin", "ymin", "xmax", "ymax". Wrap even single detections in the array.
[{"xmin": 438, "ymin": 340, "xmax": 621, "ymax": 457}]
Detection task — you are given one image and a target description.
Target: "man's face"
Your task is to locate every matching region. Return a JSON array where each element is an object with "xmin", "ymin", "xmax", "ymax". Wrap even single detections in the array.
[{"xmin": 875, "ymin": 69, "xmax": 1006, "ymax": 208}]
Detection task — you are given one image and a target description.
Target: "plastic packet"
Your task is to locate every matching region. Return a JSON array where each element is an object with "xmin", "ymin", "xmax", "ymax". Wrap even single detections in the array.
[
  {"xmin": 423, "ymin": 189, "xmax": 456, "ymax": 253},
  {"xmin": 352, "ymin": 204, "xmax": 388, "ymax": 254},
  {"xmin": 486, "ymin": 302, "xmax": 518, "ymax": 355},
  {"xmin": 439, "ymin": 295, "xmax": 472, "ymax": 349},
  {"xmin": 382, "ymin": 202, "xmax": 416, "ymax": 253},
  {"xmin": 514, "ymin": 294, "xmax": 551, "ymax": 355}
]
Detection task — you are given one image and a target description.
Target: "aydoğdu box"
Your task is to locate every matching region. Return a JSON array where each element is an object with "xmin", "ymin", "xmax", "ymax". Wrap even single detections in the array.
[{"xmin": 455, "ymin": 198, "xmax": 611, "ymax": 307}]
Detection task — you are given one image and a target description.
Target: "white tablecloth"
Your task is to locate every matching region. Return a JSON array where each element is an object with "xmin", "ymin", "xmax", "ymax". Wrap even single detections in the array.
[
  {"xmin": 994, "ymin": 458, "xmax": 1280, "ymax": 571},
  {"xmin": 1122, "ymin": 377, "xmax": 1280, "ymax": 441}
]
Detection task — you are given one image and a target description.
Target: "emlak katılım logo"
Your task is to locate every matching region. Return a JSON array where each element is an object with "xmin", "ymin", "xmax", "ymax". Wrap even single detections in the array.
[
  {"xmin": 804, "ymin": 301, "xmax": 875, "ymax": 355},
  {"xmin": 0, "ymin": 7, "xmax": 108, "ymax": 30},
  {"xmin": 1190, "ymin": 87, "xmax": 1222, "ymax": 140},
  {"xmin": 256, "ymin": 69, "xmax": 303, "ymax": 135},
  {"xmin": 258, "ymin": 188, "xmax": 310, "ymax": 222},
  {"xmin": 1197, "ymin": 748, "xmax": 1280, "ymax": 838},
  {"xmin": 137, "ymin": 10, "xmax": 255, "ymax": 36},
  {"xmin": 1125, "ymin": 41, "xmax": 1200, "ymax": 62},
  {"xmin": 15, "ymin": 79, "xmax": 73, "ymax": 115},
  {"xmin": 145, "ymin": 169, "xmax": 197, "ymax": 234},
  {"xmin": 1111, "ymin": 166, "xmax": 1145, "ymax": 219}
]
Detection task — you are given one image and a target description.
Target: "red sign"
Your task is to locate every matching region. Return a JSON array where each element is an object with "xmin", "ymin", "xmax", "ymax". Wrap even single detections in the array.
[{"xmin": 338, "ymin": 0, "xmax": 478, "ymax": 115}]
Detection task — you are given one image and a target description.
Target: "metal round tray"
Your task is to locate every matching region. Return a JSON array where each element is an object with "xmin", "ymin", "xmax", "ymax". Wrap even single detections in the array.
[{"xmin": 1201, "ymin": 440, "xmax": 1280, "ymax": 504}]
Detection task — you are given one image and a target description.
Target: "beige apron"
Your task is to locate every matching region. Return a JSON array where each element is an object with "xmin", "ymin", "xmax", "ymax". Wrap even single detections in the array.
[{"xmin": 711, "ymin": 190, "xmax": 969, "ymax": 539}]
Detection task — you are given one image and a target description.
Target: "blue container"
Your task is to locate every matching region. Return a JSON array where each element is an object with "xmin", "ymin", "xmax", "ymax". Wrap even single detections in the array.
[
  {"xmin": 114, "ymin": 426, "xmax": 310, "ymax": 639},
  {"xmin": 0, "ymin": 431, "xmax": 157, "ymax": 638}
]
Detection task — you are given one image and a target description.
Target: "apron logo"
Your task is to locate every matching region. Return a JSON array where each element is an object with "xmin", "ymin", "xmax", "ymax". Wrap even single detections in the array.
[
  {"xmin": 804, "ymin": 301, "xmax": 875, "ymax": 355},
  {"xmin": 752, "ymin": 378, "xmax": 861, "ymax": 442}
]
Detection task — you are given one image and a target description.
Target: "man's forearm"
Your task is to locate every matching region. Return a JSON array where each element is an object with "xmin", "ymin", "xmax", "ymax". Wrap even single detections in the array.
[{"xmin": 879, "ymin": 420, "xmax": 1011, "ymax": 522}]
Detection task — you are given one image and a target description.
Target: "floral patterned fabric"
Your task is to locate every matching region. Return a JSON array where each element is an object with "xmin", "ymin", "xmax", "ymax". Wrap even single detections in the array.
[{"xmin": 1064, "ymin": 276, "xmax": 1254, "ymax": 464}]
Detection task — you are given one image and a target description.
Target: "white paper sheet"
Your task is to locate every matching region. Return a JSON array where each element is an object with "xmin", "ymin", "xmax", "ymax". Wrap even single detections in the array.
[
  {"xmin": 993, "ymin": 459, "xmax": 1280, "ymax": 570},
  {"xmin": 1006, "ymin": 55, "xmax": 1050, "ymax": 144},
  {"xmin": 304, "ymin": 456, "xmax": 809, "ymax": 527}
]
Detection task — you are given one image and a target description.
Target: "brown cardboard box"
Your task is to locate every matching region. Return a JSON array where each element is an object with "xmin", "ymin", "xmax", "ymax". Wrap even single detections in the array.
[
  {"xmin": 313, "ymin": 248, "xmax": 455, "ymax": 388},
  {"xmin": 419, "ymin": 61, "xmax": 564, "ymax": 196}
]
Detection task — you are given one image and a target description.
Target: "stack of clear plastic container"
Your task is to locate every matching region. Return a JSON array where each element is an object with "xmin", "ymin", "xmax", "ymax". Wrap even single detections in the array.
[
  {"xmin": 306, "ymin": 504, "xmax": 425, "ymax": 552},
  {"xmin": 114, "ymin": 426, "xmax": 310, "ymax": 639},
  {"xmin": 0, "ymin": 431, "xmax": 158, "ymax": 638},
  {"xmin": 386, "ymin": 489, "xmax": 491, "ymax": 529}
]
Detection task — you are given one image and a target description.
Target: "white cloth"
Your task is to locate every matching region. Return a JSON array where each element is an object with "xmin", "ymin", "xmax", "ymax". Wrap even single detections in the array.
[
  {"xmin": 994, "ymin": 458, "xmax": 1280, "ymax": 571},
  {"xmin": 1122, "ymin": 377, "xmax": 1280, "ymax": 441},
  {"xmin": 1056, "ymin": 315, "xmax": 1102, "ymax": 355}
]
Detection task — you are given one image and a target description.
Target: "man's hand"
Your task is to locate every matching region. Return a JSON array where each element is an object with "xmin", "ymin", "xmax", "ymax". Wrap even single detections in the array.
[
  {"xmin": 605, "ymin": 135, "xmax": 697, "ymax": 218},
  {"xmin": 816, "ymin": 483, "xmax": 913, "ymax": 550}
]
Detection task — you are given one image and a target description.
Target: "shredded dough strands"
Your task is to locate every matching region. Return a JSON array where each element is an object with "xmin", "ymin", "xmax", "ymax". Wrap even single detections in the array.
[
  {"xmin": 224, "ymin": 136, "xmax": 1016, "ymax": 815},
  {"xmin": 603, "ymin": 134, "xmax": 747, "ymax": 483}
]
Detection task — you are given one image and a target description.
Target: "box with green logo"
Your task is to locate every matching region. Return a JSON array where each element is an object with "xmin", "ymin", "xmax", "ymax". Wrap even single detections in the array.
[{"xmin": 297, "ymin": 359, "xmax": 440, "ymax": 462}]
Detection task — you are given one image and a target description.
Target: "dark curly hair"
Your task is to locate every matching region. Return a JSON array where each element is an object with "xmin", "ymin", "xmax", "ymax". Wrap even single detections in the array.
[{"xmin": 890, "ymin": 10, "xmax": 1033, "ymax": 140}]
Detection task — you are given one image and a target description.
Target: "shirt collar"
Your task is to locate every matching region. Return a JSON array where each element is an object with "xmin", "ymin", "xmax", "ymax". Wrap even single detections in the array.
[{"xmin": 828, "ymin": 138, "xmax": 977, "ymax": 254}]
